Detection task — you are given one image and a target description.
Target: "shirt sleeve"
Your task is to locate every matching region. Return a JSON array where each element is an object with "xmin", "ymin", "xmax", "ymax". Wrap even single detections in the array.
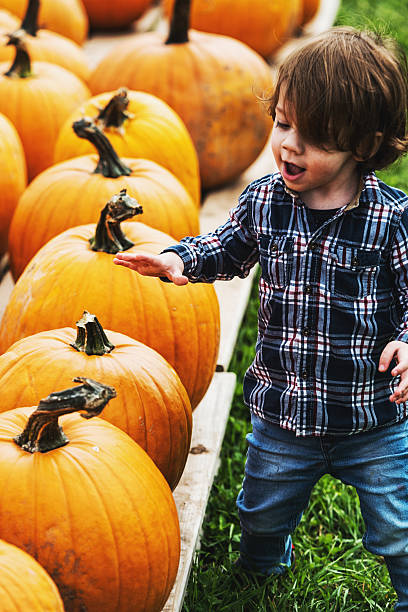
[
  {"xmin": 161, "ymin": 186, "xmax": 259, "ymax": 283},
  {"xmin": 391, "ymin": 206, "xmax": 408, "ymax": 343}
]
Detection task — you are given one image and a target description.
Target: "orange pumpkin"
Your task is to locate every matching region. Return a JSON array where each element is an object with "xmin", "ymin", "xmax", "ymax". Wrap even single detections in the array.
[
  {"xmin": 0, "ymin": 0, "xmax": 88, "ymax": 44},
  {"xmin": 0, "ymin": 33, "xmax": 90, "ymax": 181},
  {"xmin": 0, "ymin": 112, "xmax": 26, "ymax": 256},
  {"xmin": 54, "ymin": 88, "xmax": 201, "ymax": 205},
  {"xmin": 0, "ymin": 538, "xmax": 64, "ymax": 611},
  {"xmin": 0, "ymin": 311, "xmax": 192, "ymax": 490},
  {"xmin": 1, "ymin": 191, "xmax": 220, "ymax": 409},
  {"xmin": 89, "ymin": 0, "xmax": 274, "ymax": 191},
  {"xmin": 9, "ymin": 120, "xmax": 199, "ymax": 279},
  {"xmin": 0, "ymin": 379, "xmax": 180, "ymax": 611},
  {"xmin": 301, "ymin": 0, "xmax": 321, "ymax": 25},
  {"xmin": 0, "ymin": 0, "xmax": 90, "ymax": 82},
  {"xmin": 82, "ymin": 0, "xmax": 153, "ymax": 29},
  {"xmin": 162, "ymin": 0, "xmax": 302, "ymax": 58},
  {"xmin": 0, "ymin": 8, "xmax": 18, "ymax": 29}
]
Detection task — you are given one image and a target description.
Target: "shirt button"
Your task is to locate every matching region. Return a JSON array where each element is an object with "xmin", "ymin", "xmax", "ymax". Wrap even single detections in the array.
[
  {"xmin": 305, "ymin": 284, "xmax": 312, "ymax": 294},
  {"xmin": 303, "ymin": 327, "xmax": 311, "ymax": 336},
  {"xmin": 351, "ymin": 256, "xmax": 358, "ymax": 266},
  {"xmin": 271, "ymin": 242, "xmax": 278, "ymax": 252},
  {"xmin": 301, "ymin": 370, "xmax": 308, "ymax": 380},
  {"xmin": 309, "ymin": 242, "xmax": 317, "ymax": 251}
]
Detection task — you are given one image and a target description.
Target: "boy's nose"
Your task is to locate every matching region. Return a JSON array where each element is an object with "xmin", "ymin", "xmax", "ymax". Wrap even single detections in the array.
[{"xmin": 282, "ymin": 129, "xmax": 304, "ymax": 154}]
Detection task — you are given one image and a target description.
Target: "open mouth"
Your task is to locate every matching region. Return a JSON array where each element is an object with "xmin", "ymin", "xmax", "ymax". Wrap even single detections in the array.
[{"xmin": 284, "ymin": 161, "xmax": 305, "ymax": 177}]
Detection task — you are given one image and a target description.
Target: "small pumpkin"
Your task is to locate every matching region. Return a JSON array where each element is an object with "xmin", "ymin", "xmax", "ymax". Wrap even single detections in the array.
[
  {"xmin": 0, "ymin": 0, "xmax": 88, "ymax": 44},
  {"xmin": 162, "ymin": 0, "xmax": 302, "ymax": 58},
  {"xmin": 9, "ymin": 120, "xmax": 199, "ymax": 279},
  {"xmin": 0, "ymin": 378, "xmax": 180, "ymax": 611},
  {"xmin": 0, "ymin": 112, "xmax": 26, "ymax": 256},
  {"xmin": 1, "ymin": 191, "xmax": 220, "ymax": 409},
  {"xmin": 0, "ymin": 31, "xmax": 90, "ymax": 181},
  {"xmin": 0, "ymin": 0, "xmax": 90, "ymax": 82},
  {"xmin": 0, "ymin": 310, "xmax": 192, "ymax": 490},
  {"xmin": 82, "ymin": 0, "xmax": 153, "ymax": 30},
  {"xmin": 0, "ymin": 538, "xmax": 64, "ymax": 611},
  {"xmin": 89, "ymin": 0, "xmax": 274, "ymax": 191},
  {"xmin": 54, "ymin": 88, "xmax": 201, "ymax": 205}
]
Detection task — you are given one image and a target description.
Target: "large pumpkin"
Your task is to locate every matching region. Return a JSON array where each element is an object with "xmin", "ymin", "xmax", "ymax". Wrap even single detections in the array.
[
  {"xmin": 0, "ymin": 112, "xmax": 26, "ymax": 256},
  {"xmin": 0, "ymin": 538, "xmax": 64, "ymax": 611},
  {"xmin": 82, "ymin": 0, "xmax": 153, "ymax": 29},
  {"xmin": 162, "ymin": 0, "xmax": 302, "ymax": 58},
  {"xmin": 0, "ymin": 0, "xmax": 90, "ymax": 82},
  {"xmin": 89, "ymin": 0, "xmax": 274, "ymax": 191},
  {"xmin": 54, "ymin": 88, "xmax": 201, "ymax": 205},
  {"xmin": 0, "ymin": 0, "xmax": 88, "ymax": 44},
  {"xmin": 0, "ymin": 32, "xmax": 90, "ymax": 181},
  {"xmin": 0, "ymin": 379, "xmax": 180, "ymax": 611},
  {"xmin": 1, "ymin": 192, "xmax": 220, "ymax": 409},
  {"xmin": 9, "ymin": 120, "xmax": 199, "ymax": 279},
  {"xmin": 0, "ymin": 311, "xmax": 192, "ymax": 490}
]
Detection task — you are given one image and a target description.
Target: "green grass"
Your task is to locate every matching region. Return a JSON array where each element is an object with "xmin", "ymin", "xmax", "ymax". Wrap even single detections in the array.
[{"xmin": 182, "ymin": 1, "xmax": 407, "ymax": 609}]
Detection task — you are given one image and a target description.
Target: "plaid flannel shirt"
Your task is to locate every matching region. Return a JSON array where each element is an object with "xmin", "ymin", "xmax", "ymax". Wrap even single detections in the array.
[{"xmin": 164, "ymin": 171, "xmax": 408, "ymax": 436}]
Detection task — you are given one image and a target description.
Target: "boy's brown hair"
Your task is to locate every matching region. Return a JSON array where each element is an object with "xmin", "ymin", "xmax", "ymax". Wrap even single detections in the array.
[{"xmin": 268, "ymin": 26, "xmax": 408, "ymax": 171}]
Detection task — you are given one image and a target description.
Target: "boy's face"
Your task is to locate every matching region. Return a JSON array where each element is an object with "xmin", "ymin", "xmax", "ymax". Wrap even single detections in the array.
[{"xmin": 271, "ymin": 91, "xmax": 360, "ymax": 208}]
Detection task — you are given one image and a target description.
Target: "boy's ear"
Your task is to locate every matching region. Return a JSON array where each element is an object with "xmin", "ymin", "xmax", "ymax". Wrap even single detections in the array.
[{"xmin": 353, "ymin": 131, "xmax": 383, "ymax": 162}]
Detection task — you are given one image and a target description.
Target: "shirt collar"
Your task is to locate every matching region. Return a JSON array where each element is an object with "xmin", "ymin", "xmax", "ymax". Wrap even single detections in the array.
[{"xmin": 279, "ymin": 171, "xmax": 380, "ymax": 212}]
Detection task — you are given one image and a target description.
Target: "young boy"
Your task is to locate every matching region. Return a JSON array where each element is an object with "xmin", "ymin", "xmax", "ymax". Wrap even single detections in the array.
[{"xmin": 114, "ymin": 27, "xmax": 408, "ymax": 609}]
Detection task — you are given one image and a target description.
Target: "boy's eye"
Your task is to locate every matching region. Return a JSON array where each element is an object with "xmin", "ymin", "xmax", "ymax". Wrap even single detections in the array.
[{"xmin": 275, "ymin": 120, "xmax": 290, "ymax": 130}]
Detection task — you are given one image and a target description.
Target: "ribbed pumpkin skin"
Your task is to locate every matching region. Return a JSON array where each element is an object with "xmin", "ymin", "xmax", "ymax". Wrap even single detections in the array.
[
  {"xmin": 0, "ymin": 8, "xmax": 18, "ymax": 29},
  {"xmin": 0, "ymin": 0, "xmax": 88, "ymax": 44},
  {"xmin": 0, "ymin": 539, "xmax": 64, "ymax": 611},
  {"xmin": 8, "ymin": 156, "xmax": 199, "ymax": 279},
  {"xmin": 0, "ymin": 327, "xmax": 192, "ymax": 490},
  {"xmin": 0, "ymin": 61, "xmax": 90, "ymax": 181},
  {"xmin": 0, "ymin": 113, "xmax": 26, "ymax": 256},
  {"xmin": 0, "ymin": 222, "xmax": 220, "ymax": 409},
  {"xmin": 0, "ymin": 28, "xmax": 90, "ymax": 83},
  {"xmin": 0, "ymin": 406, "xmax": 180, "ymax": 612},
  {"xmin": 82, "ymin": 0, "xmax": 152, "ymax": 29},
  {"xmin": 162, "ymin": 0, "xmax": 302, "ymax": 58},
  {"xmin": 89, "ymin": 31, "xmax": 274, "ymax": 190},
  {"xmin": 54, "ymin": 90, "xmax": 201, "ymax": 205}
]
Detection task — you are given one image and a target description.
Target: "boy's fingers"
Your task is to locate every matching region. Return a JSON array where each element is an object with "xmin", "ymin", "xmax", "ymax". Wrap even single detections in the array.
[
  {"xmin": 170, "ymin": 274, "xmax": 189, "ymax": 286},
  {"xmin": 378, "ymin": 341, "xmax": 398, "ymax": 371}
]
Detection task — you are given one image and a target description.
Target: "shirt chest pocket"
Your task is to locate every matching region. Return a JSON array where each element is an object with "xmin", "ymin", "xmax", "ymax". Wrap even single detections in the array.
[
  {"xmin": 329, "ymin": 245, "xmax": 381, "ymax": 299},
  {"xmin": 259, "ymin": 235, "xmax": 294, "ymax": 288}
]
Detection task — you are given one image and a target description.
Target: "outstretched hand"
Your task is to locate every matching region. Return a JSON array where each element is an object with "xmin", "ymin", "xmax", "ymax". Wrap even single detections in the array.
[
  {"xmin": 113, "ymin": 251, "xmax": 189, "ymax": 286},
  {"xmin": 379, "ymin": 340, "xmax": 408, "ymax": 404}
]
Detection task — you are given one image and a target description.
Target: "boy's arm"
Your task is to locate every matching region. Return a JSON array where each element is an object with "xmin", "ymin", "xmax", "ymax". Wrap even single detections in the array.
[
  {"xmin": 379, "ymin": 206, "xmax": 408, "ymax": 402},
  {"xmin": 115, "ymin": 187, "xmax": 259, "ymax": 284},
  {"xmin": 113, "ymin": 251, "xmax": 188, "ymax": 285}
]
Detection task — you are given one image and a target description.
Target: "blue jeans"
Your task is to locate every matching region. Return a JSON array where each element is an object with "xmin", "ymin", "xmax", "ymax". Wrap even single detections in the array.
[{"xmin": 236, "ymin": 413, "xmax": 408, "ymax": 611}]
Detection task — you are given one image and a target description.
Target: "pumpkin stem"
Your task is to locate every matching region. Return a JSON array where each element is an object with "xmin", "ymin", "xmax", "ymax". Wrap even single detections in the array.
[
  {"xmin": 20, "ymin": 0, "xmax": 40, "ymax": 37},
  {"xmin": 13, "ymin": 378, "xmax": 117, "ymax": 453},
  {"xmin": 96, "ymin": 88, "xmax": 133, "ymax": 131},
  {"xmin": 4, "ymin": 31, "xmax": 32, "ymax": 78},
  {"xmin": 166, "ymin": 0, "xmax": 190, "ymax": 44},
  {"xmin": 71, "ymin": 311, "xmax": 115, "ymax": 355},
  {"xmin": 89, "ymin": 188, "xmax": 143, "ymax": 254},
  {"xmin": 72, "ymin": 118, "xmax": 132, "ymax": 178}
]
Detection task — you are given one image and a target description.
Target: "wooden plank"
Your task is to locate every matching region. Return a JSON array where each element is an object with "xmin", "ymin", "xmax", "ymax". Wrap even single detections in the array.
[{"xmin": 163, "ymin": 371, "xmax": 237, "ymax": 612}]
